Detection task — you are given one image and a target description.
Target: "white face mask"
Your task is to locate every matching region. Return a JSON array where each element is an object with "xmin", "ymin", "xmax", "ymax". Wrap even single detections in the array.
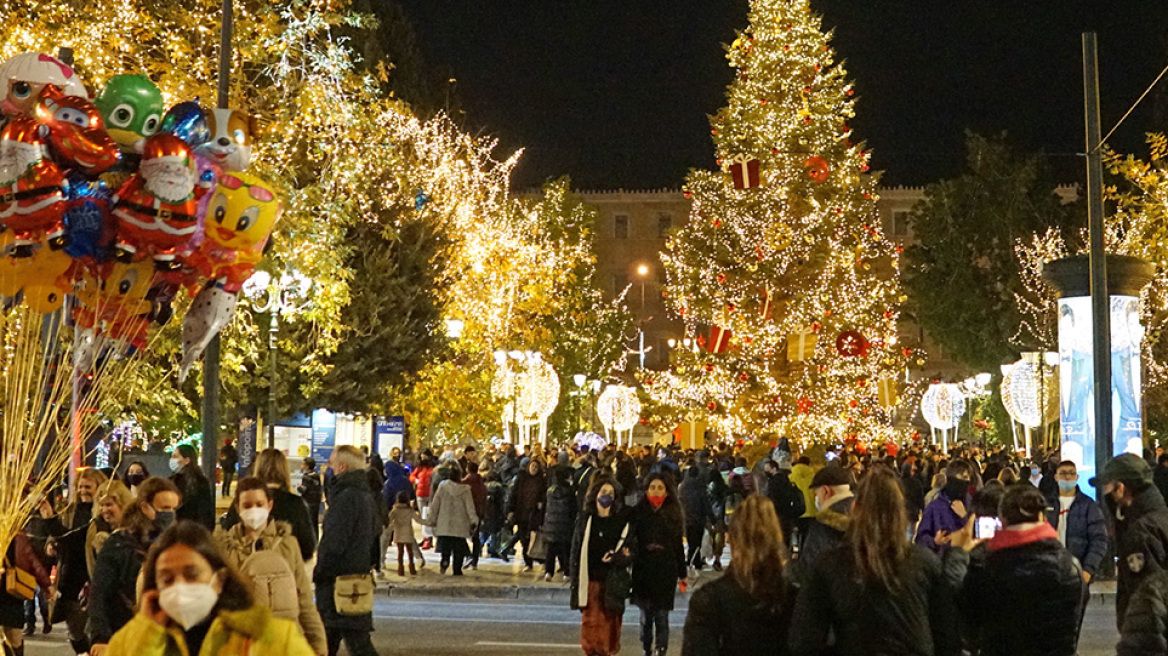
[
  {"xmin": 159, "ymin": 581, "xmax": 219, "ymax": 630},
  {"xmin": 169, "ymin": 457, "xmax": 181, "ymax": 473},
  {"xmin": 239, "ymin": 506, "xmax": 270, "ymax": 531}
]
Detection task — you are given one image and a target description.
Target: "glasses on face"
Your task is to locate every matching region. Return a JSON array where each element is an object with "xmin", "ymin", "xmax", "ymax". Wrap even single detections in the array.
[{"xmin": 220, "ymin": 174, "xmax": 275, "ymax": 202}]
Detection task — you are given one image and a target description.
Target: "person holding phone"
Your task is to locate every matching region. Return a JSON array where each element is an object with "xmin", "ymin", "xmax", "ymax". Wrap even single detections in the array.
[
  {"xmin": 106, "ymin": 521, "xmax": 314, "ymax": 655},
  {"xmin": 570, "ymin": 475, "xmax": 634, "ymax": 656},
  {"xmin": 946, "ymin": 484, "xmax": 1085, "ymax": 656}
]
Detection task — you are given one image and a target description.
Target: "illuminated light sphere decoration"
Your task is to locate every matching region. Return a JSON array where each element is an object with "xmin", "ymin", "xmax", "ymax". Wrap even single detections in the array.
[
  {"xmin": 920, "ymin": 383, "xmax": 966, "ymax": 450},
  {"xmin": 1008, "ymin": 361, "xmax": 1057, "ymax": 429},
  {"xmin": 492, "ymin": 354, "xmax": 560, "ymax": 450},
  {"xmin": 596, "ymin": 384, "xmax": 642, "ymax": 447}
]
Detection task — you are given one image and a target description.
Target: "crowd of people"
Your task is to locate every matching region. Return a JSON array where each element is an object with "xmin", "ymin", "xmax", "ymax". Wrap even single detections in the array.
[{"xmin": 11, "ymin": 436, "xmax": 1168, "ymax": 655}]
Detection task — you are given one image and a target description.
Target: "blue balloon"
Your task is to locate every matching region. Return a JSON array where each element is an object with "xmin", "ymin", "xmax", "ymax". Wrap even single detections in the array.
[
  {"xmin": 160, "ymin": 101, "xmax": 210, "ymax": 148},
  {"xmin": 415, "ymin": 188, "xmax": 430, "ymax": 211},
  {"xmin": 63, "ymin": 172, "xmax": 113, "ymax": 260}
]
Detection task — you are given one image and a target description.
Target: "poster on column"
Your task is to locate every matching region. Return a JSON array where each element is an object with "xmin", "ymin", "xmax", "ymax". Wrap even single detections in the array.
[
  {"xmin": 311, "ymin": 409, "xmax": 337, "ymax": 464},
  {"xmin": 1057, "ymin": 295, "xmax": 1144, "ymax": 499},
  {"xmin": 374, "ymin": 416, "xmax": 405, "ymax": 460},
  {"xmin": 238, "ymin": 416, "xmax": 257, "ymax": 475}
]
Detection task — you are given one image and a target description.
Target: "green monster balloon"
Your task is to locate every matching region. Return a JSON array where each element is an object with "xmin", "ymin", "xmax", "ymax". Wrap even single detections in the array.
[{"xmin": 94, "ymin": 74, "xmax": 164, "ymax": 152}]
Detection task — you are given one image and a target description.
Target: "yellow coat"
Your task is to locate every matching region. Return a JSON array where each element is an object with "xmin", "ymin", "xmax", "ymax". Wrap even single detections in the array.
[{"xmin": 106, "ymin": 604, "xmax": 315, "ymax": 656}]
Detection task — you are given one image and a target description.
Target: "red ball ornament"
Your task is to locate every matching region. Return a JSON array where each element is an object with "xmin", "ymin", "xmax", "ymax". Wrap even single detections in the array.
[
  {"xmin": 707, "ymin": 401, "xmax": 718, "ymax": 411},
  {"xmin": 716, "ymin": 273, "xmax": 727, "ymax": 283},
  {"xmin": 726, "ymin": 303, "xmax": 736, "ymax": 312},
  {"xmin": 683, "ymin": 191, "xmax": 692, "ymax": 199},
  {"xmin": 771, "ymin": 147, "xmax": 780, "ymax": 155},
  {"xmin": 804, "ymin": 156, "xmax": 830, "ymax": 183},
  {"xmin": 849, "ymin": 399, "xmax": 859, "ymax": 408},
  {"xmin": 835, "ymin": 330, "xmax": 869, "ymax": 358},
  {"xmin": 712, "ymin": 218, "xmax": 722, "ymax": 228},
  {"xmin": 797, "ymin": 397, "xmax": 813, "ymax": 414},
  {"xmin": 704, "ymin": 362, "xmax": 714, "ymax": 372},
  {"xmin": 644, "ymin": 377, "xmax": 655, "ymax": 386},
  {"xmin": 739, "ymin": 372, "xmax": 749, "ymax": 382},
  {"xmin": 810, "ymin": 321, "xmax": 822, "ymax": 332},
  {"xmin": 803, "ymin": 116, "xmax": 812, "ymax": 124}
]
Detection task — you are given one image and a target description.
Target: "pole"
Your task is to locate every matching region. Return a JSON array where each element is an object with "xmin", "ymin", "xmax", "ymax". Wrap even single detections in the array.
[
  {"xmin": 268, "ymin": 310, "xmax": 278, "ymax": 449},
  {"xmin": 1083, "ymin": 32, "xmax": 1112, "ymax": 479}
]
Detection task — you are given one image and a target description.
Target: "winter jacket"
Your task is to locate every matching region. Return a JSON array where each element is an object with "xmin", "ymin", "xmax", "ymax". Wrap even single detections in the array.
[
  {"xmin": 172, "ymin": 464, "xmax": 216, "ymax": 530},
  {"xmin": 1118, "ymin": 569, "xmax": 1168, "ymax": 655},
  {"xmin": 107, "ymin": 603, "xmax": 314, "ymax": 656},
  {"xmin": 765, "ymin": 471, "xmax": 806, "ymax": 533},
  {"xmin": 630, "ymin": 499, "xmax": 686, "ymax": 611},
  {"xmin": 221, "ymin": 487, "xmax": 317, "ymax": 561},
  {"xmin": 429, "ymin": 479, "xmax": 478, "ymax": 538},
  {"xmin": 213, "ymin": 520, "xmax": 327, "ymax": 654},
  {"xmin": 481, "ymin": 479, "xmax": 507, "ymax": 535},
  {"xmin": 679, "ymin": 474, "xmax": 713, "ymax": 531},
  {"xmin": 1046, "ymin": 487, "xmax": 1108, "ymax": 576},
  {"xmin": 0, "ymin": 534, "xmax": 52, "ymax": 628},
  {"xmin": 85, "ymin": 518, "xmax": 113, "ymax": 577},
  {"xmin": 948, "ymin": 523, "xmax": 1084, "ymax": 656},
  {"xmin": 89, "ymin": 529, "xmax": 149, "ymax": 644},
  {"xmin": 430, "ymin": 460, "xmax": 460, "ymax": 498},
  {"xmin": 788, "ymin": 543, "xmax": 960, "ymax": 656},
  {"xmin": 915, "ymin": 489, "xmax": 966, "ymax": 553},
  {"xmin": 297, "ymin": 469, "xmax": 323, "ymax": 521},
  {"xmin": 463, "ymin": 471, "xmax": 487, "ymax": 520},
  {"xmin": 542, "ymin": 482, "xmax": 577, "ymax": 543},
  {"xmin": 1155, "ymin": 465, "xmax": 1168, "ymax": 509},
  {"xmin": 789, "ymin": 463, "xmax": 817, "ymax": 519},
  {"xmin": 509, "ymin": 470, "xmax": 546, "ymax": 529},
  {"xmin": 313, "ymin": 468, "xmax": 378, "ymax": 632},
  {"xmin": 1116, "ymin": 485, "xmax": 1168, "ymax": 627},
  {"xmin": 48, "ymin": 502, "xmax": 94, "ymax": 605},
  {"xmin": 387, "ymin": 503, "xmax": 424, "ymax": 544},
  {"xmin": 682, "ymin": 571, "xmax": 792, "ymax": 656},
  {"xmin": 789, "ymin": 493, "xmax": 853, "ymax": 587},
  {"xmin": 410, "ymin": 465, "xmax": 434, "ymax": 499},
  {"xmin": 569, "ymin": 510, "xmax": 635, "ymax": 612}
]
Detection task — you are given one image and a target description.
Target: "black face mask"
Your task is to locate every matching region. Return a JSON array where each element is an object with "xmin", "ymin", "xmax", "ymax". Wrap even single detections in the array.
[{"xmin": 944, "ymin": 479, "xmax": 968, "ymax": 500}]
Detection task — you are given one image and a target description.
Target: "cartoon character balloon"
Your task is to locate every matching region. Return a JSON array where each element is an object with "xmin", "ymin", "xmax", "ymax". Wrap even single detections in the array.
[
  {"xmin": 191, "ymin": 172, "xmax": 282, "ymax": 291},
  {"xmin": 73, "ymin": 259, "xmax": 155, "ymax": 369},
  {"xmin": 0, "ymin": 53, "xmax": 86, "ymax": 118},
  {"xmin": 0, "ymin": 116, "xmax": 68, "ymax": 251},
  {"xmin": 94, "ymin": 75, "xmax": 164, "ymax": 153},
  {"xmin": 36, "ymin": 85, "xmax": 121, "ymax": 176},
  {"xmin": 19, "ymin": 244, "xmax": 72, "ymax": 313},
  {"xmin": 196, "ymin": 108, "xmax": 257, "ymax": 172},
  {"xmin": 178, "ymin": 281, "xmax": 238, "ymax": 383},
  {"xmin": 111, "ymin": 133, "xmax": 201, "ymax": 266}
]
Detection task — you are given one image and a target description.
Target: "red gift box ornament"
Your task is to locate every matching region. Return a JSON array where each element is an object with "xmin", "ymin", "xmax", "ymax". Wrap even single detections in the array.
[
  {"xmin": 728, "ymin": 154, "xmax": 762, "ymax": 189},
  {"xmin": 707, "ymin": 325, "xmax": 733, "ymax": 354}
]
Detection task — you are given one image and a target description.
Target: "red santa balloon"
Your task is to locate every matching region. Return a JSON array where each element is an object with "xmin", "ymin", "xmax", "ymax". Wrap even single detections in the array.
[
  {"xmin": 112, "ymin": 133, "xmax": 200, "ymax": 267},
  {"xmin": 0, "ymin": 116, "xmax": 67, "ymax": 252}
]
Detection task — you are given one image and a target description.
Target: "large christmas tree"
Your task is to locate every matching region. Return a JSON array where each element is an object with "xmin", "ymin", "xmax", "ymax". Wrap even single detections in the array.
[{"xmin": 645, "ymin": 0, "xmax": 917, "ymax": 445}]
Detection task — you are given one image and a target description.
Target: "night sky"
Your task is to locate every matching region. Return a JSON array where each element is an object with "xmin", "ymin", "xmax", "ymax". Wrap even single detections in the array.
[{"xmin": 395, "ymin": 1, "xmax": 1168, "ymax": 190}]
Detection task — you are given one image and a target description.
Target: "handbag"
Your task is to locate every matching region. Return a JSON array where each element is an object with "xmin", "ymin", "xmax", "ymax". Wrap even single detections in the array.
[
  {"xmin": 4, "ymin": 559, "xmax": 35, "ymax": 600},
  {"xmin": 602, "ymin": 524, "xmax": 631, "ymax": 612},
  {"xmin": 333, "ymin": 573, "xmax": 375, "ymax": 616},
  {"xmin": 527, "ymin": 530, "xmax": 547, "ymax": 561}
]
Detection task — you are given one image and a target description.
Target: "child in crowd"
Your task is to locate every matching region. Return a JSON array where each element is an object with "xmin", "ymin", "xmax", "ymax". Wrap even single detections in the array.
[{"xmin": 388, "ymin": 491, "xmax": 426, "ymax": 575}]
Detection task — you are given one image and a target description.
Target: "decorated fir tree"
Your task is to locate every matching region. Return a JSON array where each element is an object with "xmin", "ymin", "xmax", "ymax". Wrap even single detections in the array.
[{"xmin": 645, "ymin": 0, "xmax": 918, "ymax": 445}]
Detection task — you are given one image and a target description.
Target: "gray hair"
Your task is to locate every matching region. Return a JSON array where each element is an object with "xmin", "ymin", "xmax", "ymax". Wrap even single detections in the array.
[{"xmin": 333, "ymin": 445, "xmax": 366, "ymax": 472}]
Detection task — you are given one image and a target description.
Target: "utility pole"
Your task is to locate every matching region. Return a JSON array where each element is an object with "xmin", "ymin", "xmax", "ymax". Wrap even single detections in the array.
[
  {"xmin": 202, "ymin": 0, "xmax": 233, "ymax": 480},
  {"xmin": 1083, "ymin": 32, "xmax": 1112, "ymax": 479}
]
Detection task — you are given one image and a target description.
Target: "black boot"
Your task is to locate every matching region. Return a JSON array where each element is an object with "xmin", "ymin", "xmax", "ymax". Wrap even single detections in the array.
[{"xmin": 70, "ymin": 638, "xmax": 90, "ymax": 654}]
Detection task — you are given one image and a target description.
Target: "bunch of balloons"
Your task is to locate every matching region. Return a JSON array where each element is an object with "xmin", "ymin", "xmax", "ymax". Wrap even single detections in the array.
[{"xmin": 0, "ymin": 52, "xmax": 283, "ymax": 382}]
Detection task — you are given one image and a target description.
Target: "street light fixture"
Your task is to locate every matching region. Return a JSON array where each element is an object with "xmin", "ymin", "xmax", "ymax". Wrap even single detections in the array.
[{"xmin": 242, "ymin": 269, "xmax": 313, "ymax": 449}]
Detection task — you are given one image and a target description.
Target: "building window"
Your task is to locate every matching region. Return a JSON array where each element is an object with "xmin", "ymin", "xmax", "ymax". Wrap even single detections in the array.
[
  {"xmin": 891, "ymin": 211, "xmax": 910, "ymax": 237},
  {"xmin": 657, "ymin": 213, "xmax": 673, "ymax": 238},
  {"xmin": 614, "ymin": 214, "xmax": 629, "ymax": 239}
]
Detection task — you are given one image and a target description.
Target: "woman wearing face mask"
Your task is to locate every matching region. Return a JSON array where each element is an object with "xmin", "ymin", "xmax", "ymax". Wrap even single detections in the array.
[
  {"xmin": 169, "ymin": 445, "xmax": 215, "ymax": 531},
  {"xmin": 123, "ymin": 462, "xmax": 149, "ymax": 497},
  {"xmin": 106, "ymin": 521, "xmax": 314, "ymax": 655},
  {"xmin": 46, "ymin": 467, "xmax": 108, "ymax": 656},
  {"xmin": 213, "ymin": 478, "xmax": 327, "ymax": 655},
  {"xmin": 219, "ymin": 449, "xmax": 318, "ymax": 561},
  {"xmin": 570, "ymin": 475, "xmax": 634, "ymax": 656},
  {"xmin": 915, "ymin": 460, "xmax": 976, "ymax": 553},
  {"xmin": 631, "ymin": 472, "xmax": 686, "ymax": 656},
  {"xmin": 86, "ymin": 481, "xmax": 134, "ymax": 576},
  {"xmin": 88, "ymin": 477, "xmax": 181, "ymax": 656}
]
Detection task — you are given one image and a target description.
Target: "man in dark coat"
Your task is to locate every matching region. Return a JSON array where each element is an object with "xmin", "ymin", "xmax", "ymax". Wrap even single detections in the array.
[
  {"xmin": 1097, "ymin": 453, "xmax": 1168, "ymax": 630},
  {"xmin": 679, "ymin": 466, "xmax": 713, "ymax": 571},
  {"xmin": 1154, "ymin": 453, "xmax": 1168, "ymax": 507},
  {"xmin": 788, "ymin": 464, "xmax": 853, "ymax": 587},
  {"xmin": 1046, "ymin": 460, "xmax": 1108, "ymax": 582},
  {"xmin": 217, "ymin": 438, "xmax": 238, "ymax": 497},
  {"xmin": 764, "ymin": 459, "xmax": 805, "ymax": 550},
  {"xmin": 1119, "ymin": 568, "xmax": 1168, "ymax": 654},
  {"xmin": 463, "ymin": 463, "xmax": 488, "ymax": 569},
  {"xmin": 315, "ymin": 445, "xmax": 380, "ymax": 656}
]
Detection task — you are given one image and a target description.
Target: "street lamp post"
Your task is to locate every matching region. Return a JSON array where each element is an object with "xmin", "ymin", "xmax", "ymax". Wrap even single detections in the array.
[
  {"xmin": 635, "ymin": 264, "xmax": 650, "ymax": 368},
  {"xmin": 243, "ymin": 271, "xmax": 312, "ymax": 449}
]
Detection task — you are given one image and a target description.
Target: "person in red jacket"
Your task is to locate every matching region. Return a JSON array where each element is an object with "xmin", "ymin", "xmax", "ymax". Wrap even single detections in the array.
[
  {"xmin": 0, "ymin": 529, "xmax": 53, "ymax": 656},
  {"xmin": 410, "ymin": 453, "xmax": 436, "ymax": 550},
  {"xmin": 462, "ymin": 464, "xmax": 487, "ymax": 569}
]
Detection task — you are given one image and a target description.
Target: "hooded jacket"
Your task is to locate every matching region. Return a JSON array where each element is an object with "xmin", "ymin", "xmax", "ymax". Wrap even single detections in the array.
[
  {"xmin": 213, "ymin": 519, "xmax": 326, "ymax": 654},
  {"xmin": 428, "ymin": 478, "xmax": 478, "ymax": 538},
  {"xmin": 789, "ymin": 492, "xmax": 853, "ymax": 587}
]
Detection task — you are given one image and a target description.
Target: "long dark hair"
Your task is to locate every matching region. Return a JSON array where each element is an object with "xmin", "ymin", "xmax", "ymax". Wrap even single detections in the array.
[
  {"xmin": 141, "ymin": 521, "xmax": 252, "ymax": 612},
  {"xmin": 640, "ymin": 471, "xmax": 682, "ymax": 523},
  {"xmin": 847, "ymin": 466, "xmax": 910, "ymax": 592},
  {"xmin": 584, "ymin": 474, "xmax": 623, "ymax": 515},
  {"xmin": 175, "ymin": 444, "xmax": 207, "ymax": 480},
  {"xmin": 121, "ymin": 477, "xmax": 181, "ymax": 542}
]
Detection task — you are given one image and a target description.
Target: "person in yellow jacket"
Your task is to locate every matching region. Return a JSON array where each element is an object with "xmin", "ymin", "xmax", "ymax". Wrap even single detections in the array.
[
  {"xmin": 788, "ymin": 456, "xmax": 818, "ymax": 549},
  {"xmin": 107, "ymin": 521, "xmax": 314, "ymax": 656}
]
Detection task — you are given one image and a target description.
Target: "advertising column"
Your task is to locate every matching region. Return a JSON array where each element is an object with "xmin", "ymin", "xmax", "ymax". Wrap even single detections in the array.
[
  {"xmin": 311, "ymin": 409, "xmax": 337, "ymax": 464},
  {"xmin": 1044, "ymin": 255, "xmax": 1153, "ymax": 498},
  {"xmin": 374, "ymin": 416, "xmax": 405, "ymax": 460}
]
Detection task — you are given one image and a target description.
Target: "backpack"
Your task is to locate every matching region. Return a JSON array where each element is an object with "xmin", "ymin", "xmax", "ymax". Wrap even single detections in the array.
[{"xmin": 239, "ymin": 539, "xmax": 299, "ymax": 620}]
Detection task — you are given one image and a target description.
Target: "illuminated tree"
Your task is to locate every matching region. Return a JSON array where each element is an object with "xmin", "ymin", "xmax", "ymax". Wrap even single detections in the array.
[{"xmin": 646, "ymin": 0, "xmax": 913, "ymax": 444}]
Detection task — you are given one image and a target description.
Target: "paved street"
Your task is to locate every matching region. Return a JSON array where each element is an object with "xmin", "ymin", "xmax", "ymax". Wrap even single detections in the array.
[{"xmin": 27, "ymin": 591, "xmax": 1121, "ymax": 655}]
